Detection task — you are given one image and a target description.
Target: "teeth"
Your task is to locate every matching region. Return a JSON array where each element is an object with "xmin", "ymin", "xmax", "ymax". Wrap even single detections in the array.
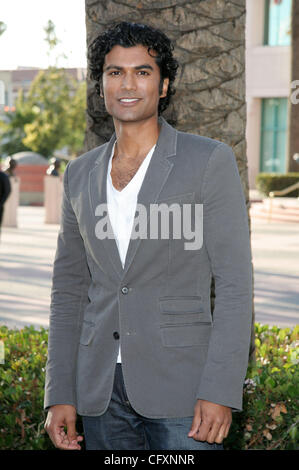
[{"xmin": 120, "ymin": 98, "xmax": 139, "ymax": 102}]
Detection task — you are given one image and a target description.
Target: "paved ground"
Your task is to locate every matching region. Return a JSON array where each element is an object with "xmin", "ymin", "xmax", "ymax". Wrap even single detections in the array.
[
  {"xmin": 250, "ymin": 218, "xmax": 299, "ymax": 328},
  {"xmin": 0, "ymin": 207, "xmax": 58, "ymax": 329},
  {"xmin": 0, "ymin": 206, "xmax": 298, "ymax": 330}
]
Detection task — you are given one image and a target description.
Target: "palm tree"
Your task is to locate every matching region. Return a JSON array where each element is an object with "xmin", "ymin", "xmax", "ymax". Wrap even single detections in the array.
[
  {"xmin": 289, "ymin": 0, "xmax": 299, "ymax": 172},
  {"xmin": 84, "ymin": 0, "xmax": 255, "ymax": 360}
]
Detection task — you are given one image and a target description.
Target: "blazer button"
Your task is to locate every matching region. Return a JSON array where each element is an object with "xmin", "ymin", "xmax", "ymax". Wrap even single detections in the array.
[
  {"xmin": 113, "ymin": 331, "xmax": 120, "ymax": 340},
  {"xmin": 121, "ymin": 286, "xmax": 129, "ymax": 294}
]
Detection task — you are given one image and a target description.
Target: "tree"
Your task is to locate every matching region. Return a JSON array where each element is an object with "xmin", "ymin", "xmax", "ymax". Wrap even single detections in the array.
[
  {"xmin": 84, "ymin": 0, "xmax": 255, "ymax": 360},
  {"xmin": 44, "ymin": 19, "xmax": 67, "ymax": 68},
  {"xmin": 288, "ymin": 0, "xmax": 299, "ymax": 172},
  {"xmin": 44, "ymin": 19, "xmax": 60, "ymax": 51},
  {"xmin": 0, "ymin": 68, "xmax": 86, "ymax": 158},
  {"xmin": 0, "ymin": 21, "xmax": 6, "ymax": 37},
  {"xmin": 22, "ymin": 67, "xmax": 84, "ymax": 157},
  {"xmin": 0, "ymin": 89, "xmax": 35, "ymax": 155},
  {"xmin": 0, "ymin": 20, "xmax": 86, "ymax": 158},
  {"xmin": 60, "ymin": 80, "xmax": 87, "ymax": 156}
]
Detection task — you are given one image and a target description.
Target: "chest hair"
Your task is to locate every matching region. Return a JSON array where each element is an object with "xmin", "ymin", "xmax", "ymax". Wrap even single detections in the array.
[{"xmin": 110, "ymin": 155, "xmax": 146, "ymax": 191}]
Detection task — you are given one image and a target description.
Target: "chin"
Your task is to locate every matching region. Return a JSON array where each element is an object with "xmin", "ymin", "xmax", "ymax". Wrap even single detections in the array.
[
  {"xmin": 113, "ymin": 115, "xmax": 141, "ymax": 123},
  {"xmin": 111, "ymin": 113, "xmax": 152, "ymax": 123}
]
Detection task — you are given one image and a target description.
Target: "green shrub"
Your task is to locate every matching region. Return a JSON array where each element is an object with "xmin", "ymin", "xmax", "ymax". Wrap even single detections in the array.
[
  {"xmin": 225, "ymin": 323, "xmax": 299, "ymax": 450},
  {"xmin": 0, "ymin": 326, "xmax": 51, "ymax": 449},
  {"xmin": 0, "ymin": 323, "xmax": 298, "ymax": 450},
  {"xmin": 256, "ymin": 173, "xmax": 299, "ymax": 198}
]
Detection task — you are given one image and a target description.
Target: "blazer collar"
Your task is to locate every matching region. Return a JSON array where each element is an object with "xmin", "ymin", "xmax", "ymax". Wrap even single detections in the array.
[{"xmin": 94, "ymin": 115, "xmax": 177, "ymax": 167}]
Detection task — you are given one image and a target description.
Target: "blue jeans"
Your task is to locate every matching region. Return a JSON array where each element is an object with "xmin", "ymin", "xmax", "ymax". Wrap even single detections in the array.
[{"xmin": 81, "ymin": 364, "xmax": 223, "ymax": 450}]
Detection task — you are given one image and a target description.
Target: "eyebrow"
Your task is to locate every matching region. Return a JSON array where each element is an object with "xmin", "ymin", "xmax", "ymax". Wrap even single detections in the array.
[{"xmin": 104, "ymin": 64, "xmax": 154, "ymax": 72}]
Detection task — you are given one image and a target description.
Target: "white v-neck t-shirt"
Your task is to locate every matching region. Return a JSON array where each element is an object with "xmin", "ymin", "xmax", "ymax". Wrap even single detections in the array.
[{"xmin": 106, "ymin": 141, "xmax": 156, "ymax": 363}]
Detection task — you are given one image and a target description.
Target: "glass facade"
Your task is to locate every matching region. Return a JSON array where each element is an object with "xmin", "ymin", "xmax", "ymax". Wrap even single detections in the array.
[
  {"xmin": 264, "ymin": 0, "xmax": 292, "ymax": 46},
  {"xmin": 260, "ymin": 98, "xmax": 288, "ymax": 173}
]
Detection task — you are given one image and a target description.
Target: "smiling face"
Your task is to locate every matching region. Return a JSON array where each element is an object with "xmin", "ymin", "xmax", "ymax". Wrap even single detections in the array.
[{"xmin": 101, "ymin": 44, "xmax": 169, "ymax": 124}]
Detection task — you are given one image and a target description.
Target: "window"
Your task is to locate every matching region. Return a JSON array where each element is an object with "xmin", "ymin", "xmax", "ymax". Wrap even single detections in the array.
[
  {"xmin": 260, "ymin": 98, "xmax": 288, "ymax": 173},
  {"xmin": 264, "ymin": 0, "xmax": 292, "ymax": 46}
]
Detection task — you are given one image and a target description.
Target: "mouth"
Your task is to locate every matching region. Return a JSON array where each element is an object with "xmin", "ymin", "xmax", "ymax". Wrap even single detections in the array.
[{"xmin": 118, "ymin": 98, "xmax": 141, "ymax": 106}]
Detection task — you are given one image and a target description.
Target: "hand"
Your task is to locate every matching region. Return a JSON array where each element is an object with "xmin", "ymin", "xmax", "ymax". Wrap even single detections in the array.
[
  {"xmin": 44, "ymin": 404, "xmax": 83, "ymax": 450},
  {"xmin": 188, "ymin": 399, "xmax": 232, "ymax": 444}
]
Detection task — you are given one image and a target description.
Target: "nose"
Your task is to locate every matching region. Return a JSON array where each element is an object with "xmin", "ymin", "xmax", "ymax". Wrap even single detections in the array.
[{"xmin": 120, "ymin": 72, "xmax": 137, "ymax": 91}]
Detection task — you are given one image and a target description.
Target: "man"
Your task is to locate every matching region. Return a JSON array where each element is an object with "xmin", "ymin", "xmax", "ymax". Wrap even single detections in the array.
[
  {"xmin": 44, "ymin": 22, "xmax": 252, "ymax": 450},
  {"xmin": 0, "ymin": 169, "xmax": 11, "ymax": 237}
]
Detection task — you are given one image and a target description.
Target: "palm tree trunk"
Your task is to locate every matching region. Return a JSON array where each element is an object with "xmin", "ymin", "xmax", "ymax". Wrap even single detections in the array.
[{"xmin": 84, "ymin": 0, "xmax": 255, "ymax": 361}]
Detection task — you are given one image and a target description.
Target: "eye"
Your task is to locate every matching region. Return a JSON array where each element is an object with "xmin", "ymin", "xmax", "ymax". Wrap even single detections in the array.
[
  {"xmin": 109, "ymin": 71, "xmax": 120, "ymax": 76},
  {"xmin": 138, "ymin": 70, "xmax": 149, "ymax": 75}
]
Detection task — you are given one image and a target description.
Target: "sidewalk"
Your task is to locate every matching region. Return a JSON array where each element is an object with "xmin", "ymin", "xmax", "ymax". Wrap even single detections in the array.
[
  {"xmin": 0, "ymin": 206, "xmax": 298, "ymax": 329},
  {"xmin": 0, "ymin": 207, "xmax": 59, "ymax": 329}
]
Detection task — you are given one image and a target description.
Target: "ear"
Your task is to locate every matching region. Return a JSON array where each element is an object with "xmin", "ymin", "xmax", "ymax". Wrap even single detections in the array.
[{"xmin": 160, "ymin": 77, "xmax": 169, "ymax": 98}]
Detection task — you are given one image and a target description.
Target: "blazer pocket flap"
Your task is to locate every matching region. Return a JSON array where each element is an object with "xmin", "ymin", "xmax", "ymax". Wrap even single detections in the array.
[
  {"xmin": 161, "ymin": 323, "xmax": 212, "ymax": 347},
  {"xmin": 157, "ymin": 192, "xmax": 195, "ymax": 204},
  {"xmin": 79, "ymin": 321, "xmax": 95, "ymax": 346},
  {"xmin": 159, "ymin": 296, "xmax": 203, "ymax": 314}
]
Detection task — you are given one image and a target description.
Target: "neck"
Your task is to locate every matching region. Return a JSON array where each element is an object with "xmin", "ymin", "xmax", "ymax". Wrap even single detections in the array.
[{"xmin": 113, "ymin": 116, "xmax": 161, "ymax": 160}]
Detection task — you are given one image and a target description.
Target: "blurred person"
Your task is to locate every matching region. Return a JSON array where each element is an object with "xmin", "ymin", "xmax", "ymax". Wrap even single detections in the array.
[
  {"xmin": 47, "ymin": 157, "xmax": 61, "ymax": 177},
  {"xmin": 44, "ymin": 22, "xmax": 252, "ymax": 451},
  {"xmin": 0, "ymin": 169, "xmax": 11, "ymax": 237},
  {"xmin": 4, "ymin": 157, "xmax": 17, "ymax": 177}
]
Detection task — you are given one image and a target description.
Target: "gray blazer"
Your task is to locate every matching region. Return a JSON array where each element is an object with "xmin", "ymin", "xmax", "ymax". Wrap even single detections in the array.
[{"xmin": 44, "ymin": 116, "xmax": 252, "ymax": 417}]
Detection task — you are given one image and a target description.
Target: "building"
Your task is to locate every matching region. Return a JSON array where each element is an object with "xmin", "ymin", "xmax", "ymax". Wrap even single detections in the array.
[
  {"xmin": 0, "ymin": 66, "xmax": 86, "ymax": 115},
  {"xmin": 246, "ymin": 0, "xmax": 293, "ymax": 189}
]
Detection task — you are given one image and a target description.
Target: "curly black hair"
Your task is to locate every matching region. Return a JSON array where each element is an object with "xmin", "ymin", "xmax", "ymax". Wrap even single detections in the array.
[{"xmin": 88, "ymin": 21, "xmax": 179, "ymax": 115}]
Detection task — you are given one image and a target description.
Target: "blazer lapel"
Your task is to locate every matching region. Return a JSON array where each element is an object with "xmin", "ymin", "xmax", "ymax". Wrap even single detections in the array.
[
  {"xmin": 121, "ymin": 116, "xmax": 178, "ymax": 277},
  {"xmin": 88, "ymin": 116, "xmax": 178, "ymax": 281},
  {"xmin": 88, "ymin": 132, "xmax": 125, "ymax": 279}
]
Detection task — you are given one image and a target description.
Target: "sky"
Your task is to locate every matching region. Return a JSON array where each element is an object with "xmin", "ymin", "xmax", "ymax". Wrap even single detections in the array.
[{"xmin": 0, "ymin": 0, "xmax": 87, "ymax": 70}]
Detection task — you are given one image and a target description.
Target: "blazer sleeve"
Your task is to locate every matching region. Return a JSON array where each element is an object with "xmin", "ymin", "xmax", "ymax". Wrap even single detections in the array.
[
  {"xmin": 44, "ymin": 161, "xmax": 91, "ymax": 411},
  {"xmin": 196, "ymin": 142, "xmax": 253, "ymax": 411}
]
